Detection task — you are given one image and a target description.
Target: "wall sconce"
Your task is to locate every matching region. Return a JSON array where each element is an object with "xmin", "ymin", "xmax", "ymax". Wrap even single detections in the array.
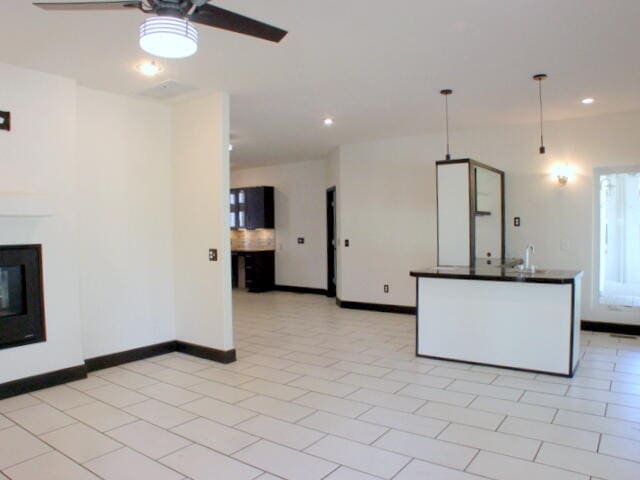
[{"xmin": 551, "ymin": 163, "xmax": 574, "ymax": 186}]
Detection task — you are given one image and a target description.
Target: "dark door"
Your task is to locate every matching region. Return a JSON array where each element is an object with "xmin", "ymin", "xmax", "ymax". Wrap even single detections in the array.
[{"xmin": 326, "ymin": 187, "xmax": 337, "ymax": 297}]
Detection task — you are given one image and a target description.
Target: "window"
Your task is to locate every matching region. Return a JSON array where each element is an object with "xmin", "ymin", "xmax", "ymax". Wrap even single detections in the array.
[{"xmin": 596, "ymin": 166, "xmax": 640, "ymax": 308}]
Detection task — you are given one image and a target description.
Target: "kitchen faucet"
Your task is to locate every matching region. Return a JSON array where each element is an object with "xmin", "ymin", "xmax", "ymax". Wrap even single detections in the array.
[{"xmin": 524, "ymin": 244, "xmax": 535, "ymax": 271}]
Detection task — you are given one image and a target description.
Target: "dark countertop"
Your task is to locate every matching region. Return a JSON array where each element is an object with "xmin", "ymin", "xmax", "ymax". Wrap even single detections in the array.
[
  {"xmin": 232, "ymin": 249, "xmax": 275, "ymax": 254},
  {"xmin": 469, "ymin": 258, "xmax": 522, "ymax": 268},
  {"xmin": 410, "ymin": 264, "xmax": 583, "ymax": 284}
]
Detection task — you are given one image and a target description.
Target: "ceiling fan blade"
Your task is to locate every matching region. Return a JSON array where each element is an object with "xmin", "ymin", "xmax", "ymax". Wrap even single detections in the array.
[
  {"xmin": 33, "ymin": 1, "xmax": 141, "ymax": 11},
  {"xmin": 188, "ymin": 3, "xmax": 287, "ymax": 43}
]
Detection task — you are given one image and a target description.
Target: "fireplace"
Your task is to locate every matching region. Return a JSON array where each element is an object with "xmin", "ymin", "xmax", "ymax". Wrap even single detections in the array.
[{"xmin": 0, "ymin": 245, "xmax": 45, "ymax": 350}]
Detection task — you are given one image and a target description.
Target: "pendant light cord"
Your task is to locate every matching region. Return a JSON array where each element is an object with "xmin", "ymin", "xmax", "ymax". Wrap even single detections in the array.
[
  {"xmin": 533, "ymin": 74, "xmax": 547, "ymax": 154},
  {"xmin": 445, "ymin": 94, "xmax": 450, "ymax": 160},
  {"xmin": 441, "ymin": 89, "xmax": 453, "ymax": 160},
  {"xmin": 538, "ymin": 79, "xmax": 544, "ymax": 151}
]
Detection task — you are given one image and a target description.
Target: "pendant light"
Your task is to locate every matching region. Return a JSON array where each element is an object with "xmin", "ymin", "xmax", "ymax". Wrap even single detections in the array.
[
  {"xmin": 440, "ymin": 89, "xmax": 453, "ymax": 160},
  {"xmin": 533, "ymin": 73, "xmax": 547, "ymax": 154}
]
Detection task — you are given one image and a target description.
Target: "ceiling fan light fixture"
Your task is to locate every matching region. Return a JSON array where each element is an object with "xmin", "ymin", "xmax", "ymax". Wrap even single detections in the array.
[{"xmin": 139, "ymin": 16, "xmax": 198, "ymax": 59}]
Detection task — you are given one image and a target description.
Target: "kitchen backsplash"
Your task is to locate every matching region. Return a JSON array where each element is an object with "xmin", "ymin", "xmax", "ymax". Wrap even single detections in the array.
[{"xmin": 231, "ymin": 229, "xmax": 276, "ymax": 251}]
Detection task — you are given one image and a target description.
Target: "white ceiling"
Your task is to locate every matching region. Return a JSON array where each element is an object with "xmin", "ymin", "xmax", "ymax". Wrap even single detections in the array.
[{"xmin": 1, "ymin": 0, "xmax": 640, "ymax": 167}]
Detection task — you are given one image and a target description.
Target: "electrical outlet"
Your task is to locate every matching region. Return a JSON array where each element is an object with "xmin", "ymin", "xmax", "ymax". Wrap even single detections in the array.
[
  {"xmin": 384, "ymin": 284, "xmax": 389, "ymax": 293},
  {"xmin": 208, "ymin": 249, "xmax": 217, "ymax": 261},
  {"xmin": 514, "ymin": 217, "xmax": 521, "ymax": 227},
  {"xmin": 345, "ymin": 239, "xmax": 350, "ymax": 247},
  {"xmin": 561, "ymin": 239, "xmax": 570, "ymax": 251},
  {"xmin": 297, "ymin": 237, "xmax": 305, "ymax": 244}
]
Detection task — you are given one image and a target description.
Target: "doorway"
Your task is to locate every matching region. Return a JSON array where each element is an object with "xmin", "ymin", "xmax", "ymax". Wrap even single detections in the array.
[
  {"xmin": 326, "ymin": 187, "xmax": 337, "ymax": 297},
  {"xmin": 595, "ymin": 166, "xmax": 640, "ymax": 308}
]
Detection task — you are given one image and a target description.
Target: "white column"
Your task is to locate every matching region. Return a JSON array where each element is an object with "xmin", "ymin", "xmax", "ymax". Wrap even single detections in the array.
[{"xmin": 172, "ymin": 92, "xmax": 233, "ymax": 352}]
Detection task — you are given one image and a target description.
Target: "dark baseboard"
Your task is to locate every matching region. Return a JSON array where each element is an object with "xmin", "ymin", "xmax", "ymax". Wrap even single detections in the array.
[
  {"xmin": 0, "ymin": 364, "xmax": 87, "ymax": 400},
  {"xmin": 0, "ymin": 338, "xmax": 237, "ymax": 400},
  {"xmin": 85, "ymin": 341, "xmax": 177, "ymax": 372},
  {"xmin": 274, "ymin": 285, "xmax": 328, "ymax": 296},
  {"xmin": 582, "ymin": 321, "xmax": 640, "ymax": 336},
  {"xmin": 336, "ymin": 298, "xmax": 416, "ymax": 315},
  {"xmin": 176, "ymin": 341, "xmax": 236, "ymax": 364}
]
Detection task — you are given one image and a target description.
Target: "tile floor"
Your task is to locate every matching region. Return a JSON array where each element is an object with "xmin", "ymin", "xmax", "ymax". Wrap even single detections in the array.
[{"xmin": 1, "ymin": 290, "xmax": 640, "ymax": 479}]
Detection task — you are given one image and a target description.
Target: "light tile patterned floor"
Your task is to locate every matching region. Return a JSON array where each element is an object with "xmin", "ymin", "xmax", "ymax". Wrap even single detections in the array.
[{"xmin": 1, "ymin": 290, "xmax": 640, "ymax": 479}]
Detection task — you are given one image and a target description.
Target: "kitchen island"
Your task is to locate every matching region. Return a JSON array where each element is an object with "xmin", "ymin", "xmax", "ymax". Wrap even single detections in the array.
[{"xmin": 410, "ymin": 264, "xmax": 583, "ymax": 377}]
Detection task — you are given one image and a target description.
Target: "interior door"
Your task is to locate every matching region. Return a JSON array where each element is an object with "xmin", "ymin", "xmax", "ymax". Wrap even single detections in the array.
[{"xmin": 327, "ymin": 187, "xmax": 337, "ymax": 297}]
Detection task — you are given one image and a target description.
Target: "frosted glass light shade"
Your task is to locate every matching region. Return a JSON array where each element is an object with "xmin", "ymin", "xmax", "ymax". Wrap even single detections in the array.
[{"xmin": 139, "ymin": 16, "xmax": 198, "ymax": 59}]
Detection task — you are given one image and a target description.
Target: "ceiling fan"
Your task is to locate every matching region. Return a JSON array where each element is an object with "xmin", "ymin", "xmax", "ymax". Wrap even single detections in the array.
[{"xmin": 33, "ymin": 0, "xmax": 288, "ymax": 58}]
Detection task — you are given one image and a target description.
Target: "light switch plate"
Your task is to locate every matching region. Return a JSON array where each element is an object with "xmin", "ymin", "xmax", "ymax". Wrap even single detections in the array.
[{"xmin": 0, "ymin": 111, "xmax": 10, "ymax": 131}]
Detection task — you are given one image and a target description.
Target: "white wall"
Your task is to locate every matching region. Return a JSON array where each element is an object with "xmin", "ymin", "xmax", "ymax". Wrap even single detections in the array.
[
  {"xmin": 0, "ymin": 63, "xmax": 84, "ymax": 382},
  {"xmin": 231, "ymin": 159, "xmax": 328, "ymax": 290},
  {"xmin": 0, "ymin": 62, "xmax": 233, "ymax": 385},
  {"xmin": 76, "ymin": 87, "xmax": 176, "ymax": 359},
  {"xmin": 173, "ymin": 93, "xmax": 234, "ymax": 351},
  {"xmin": 337, "ymin": 110, "xmax": 640, "ymax": 325},
  {"xmin": 338, "ymin": 136, "xmax": 436, "ymax": 307}
]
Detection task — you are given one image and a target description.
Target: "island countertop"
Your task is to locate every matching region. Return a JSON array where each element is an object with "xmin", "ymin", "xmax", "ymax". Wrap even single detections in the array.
[{"xmin": 410, "ymin": 265, "xmax": 583, "ymax": 285}]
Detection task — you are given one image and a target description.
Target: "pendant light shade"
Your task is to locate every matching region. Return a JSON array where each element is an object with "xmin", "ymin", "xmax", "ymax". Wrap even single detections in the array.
[
  {"xmin": 440, "ymin": 89, "xmax": 453, "ymax": 160},
  {"xmin": 533, "ymin": 73, "xmax": 547, "ymax": 154},
  {"xmin": 139, "ymin": 16, "xmax": 198, "ymax": 59}
]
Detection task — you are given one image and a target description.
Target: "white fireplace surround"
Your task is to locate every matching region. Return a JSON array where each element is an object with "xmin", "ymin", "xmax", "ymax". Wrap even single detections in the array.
[{"xmin": 0, "ymin": 192, "xmax": 55, "ymax": 217}]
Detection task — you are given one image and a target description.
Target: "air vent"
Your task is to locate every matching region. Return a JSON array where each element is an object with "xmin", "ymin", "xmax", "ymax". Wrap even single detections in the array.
[{"xmin": 138, "ymin": 80, "xmax": 197, "ymax": 100}]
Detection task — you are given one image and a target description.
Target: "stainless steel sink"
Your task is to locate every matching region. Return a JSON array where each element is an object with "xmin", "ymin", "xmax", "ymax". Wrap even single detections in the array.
[{"xmin": 509, "ymin": 264, "xmax": 547, "ymax": 274}]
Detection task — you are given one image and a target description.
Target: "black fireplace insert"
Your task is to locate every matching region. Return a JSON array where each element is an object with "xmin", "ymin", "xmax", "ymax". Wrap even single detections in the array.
[{"xmin": 0, "ymin": 245, "xmax": 46, "ymax": 350}]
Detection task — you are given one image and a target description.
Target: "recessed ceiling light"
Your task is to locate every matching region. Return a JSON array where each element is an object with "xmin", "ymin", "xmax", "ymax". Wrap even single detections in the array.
[
  {"xmin": 581, "ymin": 97, "xmax": 595, "ymax": 105},
  {"xmin": 228, "ymin": 144, "xmax": 234, "ymax": 152},
  {"xmin": 136, "ymin": 61, "xmax": 162, "ymax": 77},
  {"xmin": 324, "ymin": 117, "xmax": 334, "ymax": 126}
]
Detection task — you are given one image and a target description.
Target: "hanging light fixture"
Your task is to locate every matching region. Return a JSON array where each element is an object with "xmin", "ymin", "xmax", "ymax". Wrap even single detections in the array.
[
  {"xmin": 533, "ymin": 73, "xmax": 548, "ymax": 154},
  {"xmin": 139, "ymin": 16, "xmax": 198, "ymax": 59},
  {"xmin": 440, "ymin": 89, "xmax": 453, "ymax": 160}
]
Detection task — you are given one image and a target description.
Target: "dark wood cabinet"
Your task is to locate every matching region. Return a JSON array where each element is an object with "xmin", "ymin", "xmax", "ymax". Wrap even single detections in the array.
[
  {"xmin": 244, "ymin": 251, "xmax": 275, "ymax": 292},
  {"xmin": 230, "ymin": 186, "xmax": 274, "ymax": 230},
  {"xmin": 232, "ymin": 251, "xmax": 274, "ymax": 293},
  {"xmin": 245, "ymin": 187, "xmax": 274, "ymax": 229}
]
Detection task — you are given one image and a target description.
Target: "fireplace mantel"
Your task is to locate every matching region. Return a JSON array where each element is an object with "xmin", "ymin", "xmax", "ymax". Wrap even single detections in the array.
[{"xmin": 0, "ymin": 193, "xmax": 56, "ymax": 217}]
